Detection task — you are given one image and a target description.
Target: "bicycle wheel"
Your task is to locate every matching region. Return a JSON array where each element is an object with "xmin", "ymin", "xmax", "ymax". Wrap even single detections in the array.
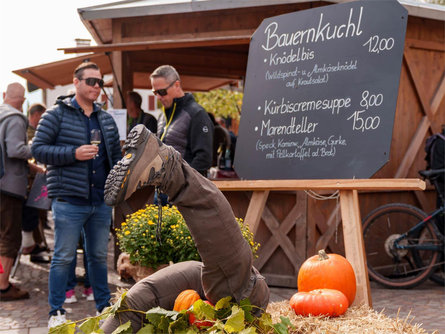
[
  {"xmin": 428, "ymin": 212, "xmax": 444, "ymax": 286},
  {"xmin": 362, "ymin": 203, "xmax": 440, "ymax": 288},
  {"xmin": 428, "ymin": 252, "xmax": 444, "ymax": 286}
]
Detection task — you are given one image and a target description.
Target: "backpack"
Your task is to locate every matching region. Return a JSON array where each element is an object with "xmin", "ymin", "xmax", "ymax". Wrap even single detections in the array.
[{"xmin": 424, "ymin": 133, "xmax": 445, "ymax": 170}]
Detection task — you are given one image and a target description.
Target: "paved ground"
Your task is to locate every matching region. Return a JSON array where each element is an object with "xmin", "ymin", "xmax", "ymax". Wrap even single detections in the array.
[{"xmin": 0, "ymin": 221, "xmax": 444, "ymax": 333}]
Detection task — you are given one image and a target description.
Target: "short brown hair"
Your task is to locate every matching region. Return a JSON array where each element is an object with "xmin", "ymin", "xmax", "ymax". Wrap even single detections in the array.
[
  {"xmin": 127, "ymin": 91, "xmax": 142, "ymax": 108},
  {"xmin": 28, "ymin": 103, "xmax": 46, "ymax": 116},
  {"xmin": 73, "ymin": 62, "xmax": 100, "ymax": 80}
]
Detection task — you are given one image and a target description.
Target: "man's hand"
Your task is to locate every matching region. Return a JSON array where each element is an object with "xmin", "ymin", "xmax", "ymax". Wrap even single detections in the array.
[{"xmin": 75, "ymin": 145, "xmax": 99, "ymax": 161}]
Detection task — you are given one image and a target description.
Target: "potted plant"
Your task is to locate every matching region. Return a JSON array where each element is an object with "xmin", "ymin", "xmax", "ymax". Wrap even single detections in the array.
[{"xmin": 115, "ymin": 204, "xmax": 259, "ymax": 281}]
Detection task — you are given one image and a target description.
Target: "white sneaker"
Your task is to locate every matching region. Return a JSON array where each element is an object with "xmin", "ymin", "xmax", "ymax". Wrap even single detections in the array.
[
  {"xmin": 96, "ymin": 309, "xmax": 106, "ymax": 327},
  {"xmin": 82, "ymin": 287, "xmax": 94, "ymax": 301},
  {"xmin": 85, "ymin": 294, "xmax": 94, "ymax": 301},
  {"xmin": 65, "ymin": 294, "xmax": 77, "ymax": 303},
  {"xmin": 48, "ymin": 310, "xmax": 67, "ymax": 329},
  {"xmin": 65, "ymin": 289, "xmax": 77, "ymax": 304}
]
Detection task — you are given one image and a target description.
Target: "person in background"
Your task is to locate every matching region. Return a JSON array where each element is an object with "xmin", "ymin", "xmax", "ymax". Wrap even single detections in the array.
[
  {"xmin": 216, "ymin": 116, "xmax": 237, "ymax": 170},
  {"xmin": 27, "ymin": 103, "xmax": 51, "ymax": 232},
  {"xmin": 207, "ymin": 112, "xmax": 231, "ymax": 169},
  {"xmin": 0, "ymin": 83, "xmax": 42, "ymax": 301},
  {"xmin": 21, "ymin": 103, "xmax": 51, "ymax": 263},
  {"xmin": 430, "ymin": 125, "xmax": 445, "ymax": 234},
  {"xmin": 151, "ymin": 65, "xmax": 213, "ymax": 177},
  {"xmin": 31, "ymin": 62, "xmax": 122, "ymax": 328},
  {"xmin": 126, "ymin": 91, "xmax": 157, "ymax": 134},
  {"xmin": 27, "ymin": 103, "xmax": 45, "ymax": 141}
]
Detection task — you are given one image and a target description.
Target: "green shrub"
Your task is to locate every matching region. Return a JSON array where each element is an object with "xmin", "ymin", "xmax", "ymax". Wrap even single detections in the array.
[{"xmin": 116, "ymin": 204, "xmax": 259, "ymax": 268}]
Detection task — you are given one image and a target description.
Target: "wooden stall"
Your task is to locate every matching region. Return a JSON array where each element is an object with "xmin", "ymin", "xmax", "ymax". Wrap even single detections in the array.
[{"xmin": 14, "ymin": 0, "xmax": 445, "ymax": 288}]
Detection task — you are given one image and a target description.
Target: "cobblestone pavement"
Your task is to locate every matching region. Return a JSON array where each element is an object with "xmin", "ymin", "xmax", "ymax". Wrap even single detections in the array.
[{"xmin": 0, "ymin": 220, "xmax": 444, "ymax": 333}]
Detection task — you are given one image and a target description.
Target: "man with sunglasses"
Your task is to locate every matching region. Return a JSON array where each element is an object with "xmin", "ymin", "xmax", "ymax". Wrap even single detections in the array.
[
  {"xmin": 31, "ymin": 62, "xmax": 122, "ymax": 328},
  {"xmin": 151, "ymin": 65, "xmax": 213, "ymax": 177}
]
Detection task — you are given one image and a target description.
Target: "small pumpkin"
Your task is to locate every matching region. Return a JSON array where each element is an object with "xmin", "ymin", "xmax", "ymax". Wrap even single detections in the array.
[
  {"xmin": 297, "ymin": 249, "xmax": 356, "ymax": 305},
  {"xmin": 289, "ymin": 289, "xmax": 349, "ymax": 317},
  {"xmin": 173, "ymin": 289, "xmax": 201, "ymax": 312}
]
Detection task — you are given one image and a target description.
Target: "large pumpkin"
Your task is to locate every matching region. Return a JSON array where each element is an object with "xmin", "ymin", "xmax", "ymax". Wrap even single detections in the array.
[
  {"xmin": 297, "ymin": 249, "xmax": 356, "ymax": 305},
  {"xmin": 173, "ymin": 289, "xmax": 201, "ymax": 312},
  {"xmin": 289, "ymin": 289, "xmax": 349, "ymax": 317}
]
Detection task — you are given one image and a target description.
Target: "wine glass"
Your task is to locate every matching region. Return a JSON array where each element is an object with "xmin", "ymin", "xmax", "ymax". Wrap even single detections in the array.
[{"xmin": 90, "ymin": 129, "xmax": 101, "ymax": 158}]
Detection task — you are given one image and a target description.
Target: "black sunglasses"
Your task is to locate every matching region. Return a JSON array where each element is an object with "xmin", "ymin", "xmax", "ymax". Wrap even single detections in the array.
[
  {"xmin": 81, "ymin": 77, "xmax": 104, "ymax": 88},
  {"xmin": 152, "ymin": 81, "xmax": 176, "ymax": 96}
]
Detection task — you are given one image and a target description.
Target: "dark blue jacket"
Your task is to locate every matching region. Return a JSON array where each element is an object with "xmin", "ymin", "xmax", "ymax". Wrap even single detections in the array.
[{"xmin": 32, "ymin": 95, "xmax": 122, "ymax": 199}]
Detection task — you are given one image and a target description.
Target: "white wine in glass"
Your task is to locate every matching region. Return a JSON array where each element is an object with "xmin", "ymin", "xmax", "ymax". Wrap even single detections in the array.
[{"xmin": 90, "ymin": 129, "xmax": 101, "ymax": 158}]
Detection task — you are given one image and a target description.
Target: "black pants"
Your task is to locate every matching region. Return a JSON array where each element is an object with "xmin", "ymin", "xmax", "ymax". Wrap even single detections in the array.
[{"xmin": 22, "ymin": 205, "xmax": 39, "ymax": 232}]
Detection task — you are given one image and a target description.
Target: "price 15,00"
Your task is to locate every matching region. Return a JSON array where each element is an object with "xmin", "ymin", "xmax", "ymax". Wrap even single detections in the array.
[{"xmin": 347, "ymin": 110, "xmax": 380, "ymax": 132}]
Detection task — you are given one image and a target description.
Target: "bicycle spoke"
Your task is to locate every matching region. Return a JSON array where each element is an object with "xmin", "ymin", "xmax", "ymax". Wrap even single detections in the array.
[{"xmin": 363, "ymin": 203, "xmax": 442, "ymax": 289}]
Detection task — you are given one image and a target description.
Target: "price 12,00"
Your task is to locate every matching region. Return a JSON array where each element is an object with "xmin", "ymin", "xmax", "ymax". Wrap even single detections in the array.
[
  {"xmin": 347, "ymin": 110, "xmax": 380, "ymax": 132},
  {"xmin": 363, "ymin": 35, "xmax": 395, "ymax": 54}
]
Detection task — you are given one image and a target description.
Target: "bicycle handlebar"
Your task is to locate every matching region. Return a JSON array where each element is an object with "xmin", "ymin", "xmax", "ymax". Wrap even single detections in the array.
[{"xmin": 418, "ymin": 169, "xmax": 445, "ymax": 179}]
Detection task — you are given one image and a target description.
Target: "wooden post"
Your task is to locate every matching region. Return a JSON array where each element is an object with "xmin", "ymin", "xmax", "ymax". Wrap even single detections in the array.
[
  {"xmin": 339, "ymin": 190, "xmax": 372, "ymax": 307},
  {"xmin": 244, "ymin": 191, "xmax": 269, "ymax": 235},
  {"xmin": 111, "ymin": 20, "xmax": 132, "ymax": 109}
]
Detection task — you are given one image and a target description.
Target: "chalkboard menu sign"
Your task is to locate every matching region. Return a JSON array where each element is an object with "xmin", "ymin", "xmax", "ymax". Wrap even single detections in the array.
[{"xmin": 234, "ymin": 0, "xmax": 408, "ymax": 180}]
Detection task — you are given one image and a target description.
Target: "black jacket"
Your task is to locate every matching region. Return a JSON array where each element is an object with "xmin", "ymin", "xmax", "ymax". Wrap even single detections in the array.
[
  {"xmin": 129, "ymin": 111, "xmax": 157, "ymax": 134},
  {"xmin": 158, "ymin": 93, "xmax": 213, "ymax": 175}
]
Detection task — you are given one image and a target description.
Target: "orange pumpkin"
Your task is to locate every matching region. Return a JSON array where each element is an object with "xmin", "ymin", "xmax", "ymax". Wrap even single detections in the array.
[
  {"xmin": 297, "ymin": 249, "xmax": 356, "ymax": 306},
  {"xmin": 173, "ymin": 289, "xmax": 201, "ymax": 311},
  {"xmin": 289, "ymin": 289, "xmax": 349, "ymax": 317}
]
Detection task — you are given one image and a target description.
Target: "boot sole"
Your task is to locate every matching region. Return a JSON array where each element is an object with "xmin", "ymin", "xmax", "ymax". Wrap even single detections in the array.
[{"xmin": 104, "ymin": 126, "xmax": 162, "ymax": 206}]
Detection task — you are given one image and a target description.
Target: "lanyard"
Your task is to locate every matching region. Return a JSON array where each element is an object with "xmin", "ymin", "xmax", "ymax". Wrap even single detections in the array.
[{"xmin": 160, "ymin": 103, "xmax": 176, "ymax": 141}]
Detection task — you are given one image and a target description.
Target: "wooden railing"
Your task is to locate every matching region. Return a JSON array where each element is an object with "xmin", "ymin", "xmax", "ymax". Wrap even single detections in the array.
[{"xmin": 212, "ymin": 178, "xmax": 426, "ymax": 307}]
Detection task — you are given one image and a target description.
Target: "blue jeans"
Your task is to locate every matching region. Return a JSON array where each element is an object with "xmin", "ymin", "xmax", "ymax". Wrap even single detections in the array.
[
  {"xmin": 67, "ymin": 230, "xmax": 91, "ymax": 291},
  {"xmin": 49, "ymin": 199, "xmax": 111, "ymax": 315}
]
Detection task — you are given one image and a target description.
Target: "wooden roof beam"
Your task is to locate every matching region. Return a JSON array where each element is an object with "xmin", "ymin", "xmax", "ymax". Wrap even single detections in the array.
[
  {"xmin": 12, "ymin": 69, "xmax": 55, "ymax": 89},
  {"xmin": 59, "ymin": 35, "xmax": 252, "ymax": 54},
  {"xmin": 79, "ymin": 17, "xmax": 106, "ymax": 45},
  {"xmin": 128, "ymin": 48, "xmax": 248, "ymax": 79}
]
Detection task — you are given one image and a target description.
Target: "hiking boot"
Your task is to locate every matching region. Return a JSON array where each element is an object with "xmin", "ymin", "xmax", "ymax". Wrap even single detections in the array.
[
  {"xmin": 105, "ymin": 125, "xmax": 174, "ymax": 206},
  {"xmin": 0, "ymin": 284, "xmax": 29, "ymax": 301}
]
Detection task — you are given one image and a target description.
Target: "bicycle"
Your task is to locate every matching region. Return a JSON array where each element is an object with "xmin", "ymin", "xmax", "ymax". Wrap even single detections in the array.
[{"xmin": 362, "ymin": 168, "xmax": 444, "ymax": 289}]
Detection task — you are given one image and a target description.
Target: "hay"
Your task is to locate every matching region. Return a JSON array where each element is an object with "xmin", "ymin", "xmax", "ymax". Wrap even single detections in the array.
[{"xmin": 266, "ymin": 301, "xmax": 437, "ymax": 334}]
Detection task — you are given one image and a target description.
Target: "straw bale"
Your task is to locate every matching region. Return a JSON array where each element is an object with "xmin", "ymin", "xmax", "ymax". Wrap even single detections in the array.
[{"xmin": 266, "ymin": 301, "xmax": 437, "ymax": 334}]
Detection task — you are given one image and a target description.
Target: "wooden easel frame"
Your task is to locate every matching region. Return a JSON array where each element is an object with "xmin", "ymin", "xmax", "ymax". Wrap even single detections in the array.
[{"xmin": 212, "ymin": 178, "xmax": 426, "ymax": 307}]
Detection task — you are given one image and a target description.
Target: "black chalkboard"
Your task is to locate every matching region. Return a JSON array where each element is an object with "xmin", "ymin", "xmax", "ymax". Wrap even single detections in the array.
[{"xmin": 234, "ymin": 0, "xmax": 408, "ymax": 180}]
